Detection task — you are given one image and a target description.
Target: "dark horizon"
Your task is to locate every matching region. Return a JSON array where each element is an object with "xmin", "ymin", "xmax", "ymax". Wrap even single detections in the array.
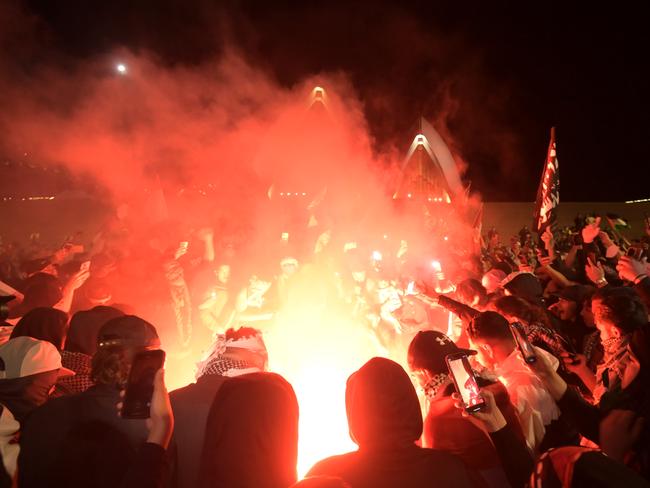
[{"xmin": 2, "ymin": 0, "xmax": 649, "ymax": 202}]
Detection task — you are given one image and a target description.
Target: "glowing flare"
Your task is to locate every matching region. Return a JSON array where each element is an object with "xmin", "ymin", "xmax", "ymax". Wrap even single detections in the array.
[{"xmin": 116, "ymin": 63, "xmax": 127, "ymax": 74}]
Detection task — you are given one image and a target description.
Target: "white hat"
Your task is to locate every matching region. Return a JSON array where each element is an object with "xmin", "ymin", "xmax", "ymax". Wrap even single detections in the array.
[{"xmin": 0, "ymin": 336, "xmax": 74, "ymax": 379}]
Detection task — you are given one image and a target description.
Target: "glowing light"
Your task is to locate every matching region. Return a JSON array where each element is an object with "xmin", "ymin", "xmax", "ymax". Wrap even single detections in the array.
[
  {"xmin": 407, "ymin": 193, "xmax": 412, "ymax": 198},
  {"xmin": 443, "ymin": 236, "xmax": 449, "ymax": 241},
  {"xmin": 116, "ymin": 63, "xmax": 127, "ymax": 74},
  {"xmin": 431, "ymin": 260, "xmax": 442, "ymax": 272},
  {"xmin": 313, "ymin": 86, "xmax": 325, "ymax": 99},
  {"xmin": 415, "ymin": 134, "xmax": 427, "ymax": 145},
  {"xmin": 372, "ymin": 250, "xmax": 382, "ymax": 261},
  {"xmin": 263, "ymin": 272, "xmax": 383, "ymax": 477},
  {"xmin": 383, "ymin": 234, "xmax": 388, "ymax": 240}
]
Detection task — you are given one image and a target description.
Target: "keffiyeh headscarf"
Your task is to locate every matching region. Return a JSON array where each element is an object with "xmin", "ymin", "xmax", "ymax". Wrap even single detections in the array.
[
  {"xmin": 594, "ymin": 335, "xmax": 632, "ymax": 401},
  {"xmin": 196, "ymin": 331, "xmax": 268, "ymax": 380},
  {"xmin": 422, "ymin": 372, "xmax": 452, "ymax": 401}
]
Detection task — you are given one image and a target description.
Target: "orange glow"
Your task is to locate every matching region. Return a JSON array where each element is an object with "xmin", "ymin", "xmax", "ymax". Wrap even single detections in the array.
[{"xmin": 163, "ymin": 266, "xmax": 387, "ymax": 480}]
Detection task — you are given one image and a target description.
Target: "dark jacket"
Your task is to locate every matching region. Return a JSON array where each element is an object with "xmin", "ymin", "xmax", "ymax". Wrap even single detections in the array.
[
  {"xmin": 308, "ymin": 357, "xmax": 474, "ymax": 488},
  {"xmin": 18, "ymin": 383, "xmax": 150, "ymax": 487},
  {"xmin": 170, "ymin": 372, "xmax": 299, "ymax": 488},
  {"xmin": 423, "ymin": 380, "xmax": 528, "ymax": 487},
  {"xmin": 169, "ymin": 374, "xmax": 229, "ymax": 488},
  {"xmin": 557, "ymin": 370, "xmax": 650, "ymax": 479}
]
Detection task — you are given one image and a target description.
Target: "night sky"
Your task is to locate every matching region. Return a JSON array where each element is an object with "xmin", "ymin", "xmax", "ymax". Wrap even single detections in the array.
[{"xmin": 8, "ymin": 0, "xmax": 650, "ymax": 201}]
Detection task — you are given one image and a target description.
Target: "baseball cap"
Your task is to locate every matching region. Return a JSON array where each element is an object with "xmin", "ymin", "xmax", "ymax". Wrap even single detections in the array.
[
  {"xmin": 554, "ymin": 285, "xmax": 595, "ymax": 304},
  {"xmin": 97, "ymin": 315, "xmax": 160, "ymax": 350},
  {"xmin": 0, "ymin": 336, "xmax": 74, "ymax": 379},
  {"xmin": 407, "ymin": 330, "xmax": 476, "ymax": 375}
]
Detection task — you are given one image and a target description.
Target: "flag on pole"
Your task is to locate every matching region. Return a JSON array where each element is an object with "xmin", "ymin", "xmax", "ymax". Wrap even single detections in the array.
[{"xmin": 533, "ymin": 127, "xmax": 559, "ymax": 233}]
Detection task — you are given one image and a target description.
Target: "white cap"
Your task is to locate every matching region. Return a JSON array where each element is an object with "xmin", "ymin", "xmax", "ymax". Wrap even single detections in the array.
[{"xmin": 0, "ymin": 336, "xmax": 74, "ymax": 379}]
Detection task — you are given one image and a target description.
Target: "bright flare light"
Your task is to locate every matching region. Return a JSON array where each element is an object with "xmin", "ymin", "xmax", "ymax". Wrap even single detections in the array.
[
  {"xmin": 116, "ymin": 63, "xmax": 127, "ymax": 74},
  {"xmin": 264, "ymin": 267, "xmax": 383, "ymax": 478}
]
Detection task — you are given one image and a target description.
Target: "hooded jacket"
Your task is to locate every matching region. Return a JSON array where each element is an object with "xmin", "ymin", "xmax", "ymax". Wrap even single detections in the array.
[
  {"xmin": 308, "ymin": 357, "xmax": 474, "ymax": 488},
  {"xmin": 170, "ymin": 372, "xmax": 299, "ymax": 488}
]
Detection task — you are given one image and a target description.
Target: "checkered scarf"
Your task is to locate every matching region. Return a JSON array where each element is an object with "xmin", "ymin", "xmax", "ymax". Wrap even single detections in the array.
[
  {"xmin": 195, "ymin": 332, "xmax": 267, "ymax": 379},
  {"xmin": 423, "ymin": 372, "xmax": 452, "ymax": 400}
]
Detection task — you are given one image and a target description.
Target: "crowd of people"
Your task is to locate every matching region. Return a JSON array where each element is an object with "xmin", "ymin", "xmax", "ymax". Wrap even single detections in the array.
[{"xmin": 0, "ymin": 207, "xmax": 649, "ymax": 487}]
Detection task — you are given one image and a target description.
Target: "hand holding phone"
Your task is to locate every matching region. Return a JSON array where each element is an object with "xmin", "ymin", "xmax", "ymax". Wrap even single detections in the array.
[
  {"xmin": 626, "ymin": 246, "xmax": 644, "ymax": 261},
  {"xmin": 510, "ymin": 322, "xmax": 537, "ymax": 363},
  {"xmin": 446, "ymin": 353, "xmax": 486, "ymax": 412},
  {"xmin": 121, "ymin": 349, "xmax": 166, "ymax": 419},
  {"xmin": 80, "ymin": 260, "xmax": 91, "ymax": 273}
]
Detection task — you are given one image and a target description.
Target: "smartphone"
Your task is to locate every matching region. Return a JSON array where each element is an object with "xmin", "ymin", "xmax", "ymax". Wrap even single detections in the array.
[
  {"xmin": 80, "ymin": 260, "xmax": 91, "ymax": 273},
  {"xmin": 406, "ymin": 281, "xmax": 415, "ymax": 295},
  {"xmin": 121, "ymin": 349, "xmax": 166, "ymax": 419},
  {"xmin": 445, "ymin": 353, "xmax": 486, "ymax": 412},
  {"xmin": 627, "ymin": 246, "xmax": 644, "ymax": 260},
  {"xmin": 281, "ymin": 232, "xmax": 289, "ymax": 242},
  {"xmin": 510, "ymin": 321, "xmax": 537, "ymax": 363}
]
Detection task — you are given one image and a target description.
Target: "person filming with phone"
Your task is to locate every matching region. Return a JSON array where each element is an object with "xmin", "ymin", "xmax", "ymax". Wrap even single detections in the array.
[
  {"xmin": 17, "ymin": 315, "xmax": 173, "ymax": 488},
  {"xmin": 407, "ymin": 330, "xmax": 527, "ymax": 488},
  {"xmin": 467, "ymin": 311, "xmax": 579, "ymax": 453}
]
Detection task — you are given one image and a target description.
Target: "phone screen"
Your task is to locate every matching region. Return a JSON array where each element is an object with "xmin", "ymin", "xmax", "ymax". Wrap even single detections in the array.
[
  {"xmin": 121, "ymin": 350, "xmax": 166, "ymax": 419},
  {"xmin": 446, "ymin": 354, "xmax": 485, "ymax": 412},
  {"xmin": 511, "ymin": 322, "xmax": 537, "ymax": 363}
]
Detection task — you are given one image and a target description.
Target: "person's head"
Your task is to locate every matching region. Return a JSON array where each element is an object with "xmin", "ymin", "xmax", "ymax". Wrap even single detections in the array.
[
  {"xmin": 280, "ymin": 257, "xmax": 299, "ymax": 277},
  {"xmin": 553, "ymin": 285, "xmax": 595, "ymax": 322},
  {"xmin": 216, "ymin": 264, "xmax": 231, "ymax": 285},
  {"xmin": 91, "ymin": 315, "xmax": 160, "ymax": 387},
  {"xmin": 456, "ymin": 279, "xmax": 488, "ymax": 308},
  {"xmin": 487, "ymin": 228, "xmax": 500, "ymax": 247},
  {"xmin": 591, "ymin": 287, "xmax": 647, "ymax": 342},
  {"xmin": 407, "ymin": 330, "xmax": 473, "ymax": 396},
  {"xmin": 10, "ymin": 307, "xmax": 69, "ymax": 350},
  {"xmin": 491, "ymin": 295, "xmax": 551, "ymax": 329},
  {"xmin": 198, "ymin": 372, "xmax": 299, "ymax": 488},
  {"xmin": 9, "ymin": 273, "xmax": 62, "ymax": 319},
  {"xmin": 196, "ymin": 326, "xmax": 268, "ymax": 379},
  {"xmin": 345, "ymin": 357, "xmax": 422, "ymax": 449},
  {"xmin": 481, "ymin": 268, "xmax": 507, "ymax": 295},
  {"xmin": 501, "ymin": 272, "xmax": 544, "ymax": 306},
  {"xmin": 467, "ymin": 311, "xmax": 516, "ymax": 369},
  {"xmin": 66, "ymin": 306, "xmax": 125, "ymax": 356},
  {"xmin": 0, "ymin": 336, "xmax": 74, "ymax": 422}
]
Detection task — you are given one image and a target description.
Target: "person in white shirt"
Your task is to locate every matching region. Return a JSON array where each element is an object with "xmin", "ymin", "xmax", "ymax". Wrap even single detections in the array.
[{"xmin": 467, "ymin": 311, "xmax": 575, "ymax": 453}]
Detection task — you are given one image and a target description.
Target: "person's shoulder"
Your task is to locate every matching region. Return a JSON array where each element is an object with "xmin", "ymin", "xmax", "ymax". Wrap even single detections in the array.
[
  {"xmin": 170, "ymin": 375, "xmax": 229, "ymax": 401},
  {"xmin": 307, "ymin": 452, "xmax": 357, "ymax": 478},
  {"xmin": 418, "ymin": 447, "xmax": 472, "ymax": 476}
]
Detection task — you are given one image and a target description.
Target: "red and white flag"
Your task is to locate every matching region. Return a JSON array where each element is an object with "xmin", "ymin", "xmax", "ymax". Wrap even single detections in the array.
[{"xmin": 533, "ymin": 127, "xmax": 559, "ymax": 233}]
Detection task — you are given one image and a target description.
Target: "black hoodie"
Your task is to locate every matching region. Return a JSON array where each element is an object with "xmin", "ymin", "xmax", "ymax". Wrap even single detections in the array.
[{"xmin": 308, "ymin": 357, "xmax": 474, "ymax": 488}]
